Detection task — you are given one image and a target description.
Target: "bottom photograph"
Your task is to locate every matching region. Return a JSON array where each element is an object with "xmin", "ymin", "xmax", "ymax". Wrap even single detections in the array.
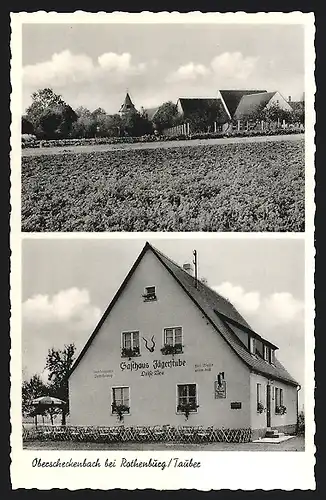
[{"xmin": 21, "ymin": 237, "xmax": 305, "ymax": 451}]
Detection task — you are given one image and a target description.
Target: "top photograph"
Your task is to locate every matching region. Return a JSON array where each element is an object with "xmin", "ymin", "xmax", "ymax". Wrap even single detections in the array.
[{"xmin": 18, "ymin": 15, "xmax": 312, "ymax": 232}]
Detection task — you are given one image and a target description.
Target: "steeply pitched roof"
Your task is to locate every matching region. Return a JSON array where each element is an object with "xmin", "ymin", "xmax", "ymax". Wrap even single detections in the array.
[
  {"xmin": 219, "ymin": 90, "xmax": 267, "ymax": 117},
  {"xmin": 69, "ymin": 243, "xmax": 298, "ymax": 386},
  {"xmin": 234, "ymin": 91, "xmax": 276, "ymax": 120},
  {"xmin": 178, "ymin": 98, "xmax": 221, "ymax": 116},
  {"xmin": 119, "ymin": 92, "xmax": 135, "ymax": 113},
  {"xmin": 144, "ymin": 107, "xmax": 160, "ymax": 120}
]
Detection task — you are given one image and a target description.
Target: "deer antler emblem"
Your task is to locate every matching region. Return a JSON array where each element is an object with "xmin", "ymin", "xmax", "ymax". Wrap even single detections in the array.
[{"xmin": 142, "ymin": 335, "xmax": 156, "ymax": 353}]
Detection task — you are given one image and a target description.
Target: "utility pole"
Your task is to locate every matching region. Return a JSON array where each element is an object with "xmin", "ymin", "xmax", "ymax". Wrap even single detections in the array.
[{"xmin": 193, "ymin": 250, "xmax": 198, "ymax": 289}]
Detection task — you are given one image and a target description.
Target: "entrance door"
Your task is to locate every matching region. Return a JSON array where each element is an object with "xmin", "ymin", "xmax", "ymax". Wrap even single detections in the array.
[{"xmin": 266, "ymin": 385, "xmax": 271, "ymax": 427}]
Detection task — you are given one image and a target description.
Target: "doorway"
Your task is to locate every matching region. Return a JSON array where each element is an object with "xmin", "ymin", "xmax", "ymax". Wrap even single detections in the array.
[{"xmin": 266, "ymin": 384, "xmax": 271, "ymax": 427}]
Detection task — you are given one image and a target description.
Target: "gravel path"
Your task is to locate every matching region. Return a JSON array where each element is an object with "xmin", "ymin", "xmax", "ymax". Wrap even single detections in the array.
[{"xmin": 24, "ymin": 436, "xmax": 304, "ymax": 452}]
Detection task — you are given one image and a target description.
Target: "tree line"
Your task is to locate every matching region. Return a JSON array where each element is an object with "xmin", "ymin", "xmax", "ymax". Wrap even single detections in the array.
[
  {"xmin": 22, "ymin": 88, "xmax": 182, "ymax": 140},
  {"xmin": 22, "ymin": 343, "xmax": 76, "ymax": 425},
  {"xmin": 22, "ymin": 88, "xmax": 305, "ymax": 141}
]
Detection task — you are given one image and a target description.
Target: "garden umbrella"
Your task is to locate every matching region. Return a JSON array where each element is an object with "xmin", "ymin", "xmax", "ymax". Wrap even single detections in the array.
[
  {"xmin": 31, "ymin": 396, "xmax": 66, "ymax": 406},
  {"xmin": 31, "ymin": 396, "xmax": 66, "ymax": 426}
]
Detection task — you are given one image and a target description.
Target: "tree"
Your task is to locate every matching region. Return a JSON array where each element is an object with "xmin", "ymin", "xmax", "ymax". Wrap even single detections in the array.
[
  {"xmin": 21, "ymin": 115, "xmax": 34, "ymax": 135},
  {"xmin": 71, "ymin": 107, "xmax": 96, "ymax": 138},
  {"xmin": 186, "ymin": 101, "xmax": 226, "ymax": 133},
  {"xmin": 25, "ymin": 88, "xmax": 77, "ymax": 139},
  {"xmin": 45, "ymin": 343, "xmax": 76, "ymax": 424},
  {"xmin": 22, "ymin": 374, "xmax": 49, "ymax": 418},
  {"xmin": 121, "ymin": 110, "xmax": 153, "ymax": 137},
  {"xmin": 152, "ymin": 101, "xmax": 179, "ymax": 132},
  {"xmin": 261, "ymin": 103, "xmax": 292, "ymax": 123}
]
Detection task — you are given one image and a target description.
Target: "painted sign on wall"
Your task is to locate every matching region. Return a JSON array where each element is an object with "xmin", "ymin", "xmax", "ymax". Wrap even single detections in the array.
[{"xmin": 94, "ymin": 369, "xmax": 114, "ymax": 379}]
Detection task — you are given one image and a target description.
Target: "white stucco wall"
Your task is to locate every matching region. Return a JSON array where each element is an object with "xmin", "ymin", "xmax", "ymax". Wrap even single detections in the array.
[
  {"xmin": 266, "ymin": 91, "xmax": 293, "ymax": 112},
  {"xmin": 69, "ymin": 249, "xmax": 251, "ymax": 428},
  {"xmin": 250, "ymin": 372, "xmax": 298, "ymax": 432}
]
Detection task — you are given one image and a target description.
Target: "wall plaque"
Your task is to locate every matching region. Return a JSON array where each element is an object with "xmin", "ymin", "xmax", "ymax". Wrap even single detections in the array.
[{"xmin": 231, "ymin": 402, "xmax": 242, "ymax": 409}]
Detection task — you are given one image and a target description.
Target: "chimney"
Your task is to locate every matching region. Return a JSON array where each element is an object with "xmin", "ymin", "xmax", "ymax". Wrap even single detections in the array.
[
  {"xmin": 288, "ymin": 95, "xmax": 292, "ymax": 102},
  {"xmin": 183, "ymin": 263, "xmax": 193, "ymax": 275}
]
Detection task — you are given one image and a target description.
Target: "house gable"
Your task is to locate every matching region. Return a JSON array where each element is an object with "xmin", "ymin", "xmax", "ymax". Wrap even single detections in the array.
[
  {"xmin": 266, "ymin": 91, "xmax": 293, "ymax": 112},
  {"xmin": 69, "ymin": 246, "xmax": 252, "ymax": 427},
  {"xmin": 69, "ymin": 242, "xmax": 298, "ymax": 387}
]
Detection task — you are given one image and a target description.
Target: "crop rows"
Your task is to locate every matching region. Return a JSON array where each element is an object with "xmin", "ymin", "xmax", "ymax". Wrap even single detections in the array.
[{"xmin": 21, "ymin": 139, "xmax": 305, "ymax": 232}]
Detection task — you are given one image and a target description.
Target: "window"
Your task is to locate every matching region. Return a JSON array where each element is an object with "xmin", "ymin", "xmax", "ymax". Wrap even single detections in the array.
[
  {"xmin": 275, "ymin": 387, "xmax": 286, "ymax": 414},
  {"xmin": 275, "ymin": 387, "xmax": 279, "ymax": 411},
  {"xmin": 162, "ymin": 327, "xmax": 183, "ymax": 354},
  {"xmin": 121, "ymin": 331, "xmax": 140, "ymax": 357},
  {"xmin": 280, "ymin": 388, "xmax": 283, "ymax": 406},
  {"xmin": 263, "ymin": 345, "xmax": 269, "ymax": 361},
  {"xmin": 112, "ymin": 387, "xmax": 130, "ymax": 414},
  {"xmin": 256, "ymin": 383, "xmax": 264, "ymax": 413},
  {"xmin": 177, "ymin": 384, "xmax": 198, "ymax": 413},
  {"xmin": 143, "ymin": 286, "xmax": 157, "ymax": 301},
  {"xmin": 257, "ymin": 383, "xmax": 261, "ymax": 404},
  {"xmin": 249, "ymin": 336, "xmax": 256, "ymax": 354}
]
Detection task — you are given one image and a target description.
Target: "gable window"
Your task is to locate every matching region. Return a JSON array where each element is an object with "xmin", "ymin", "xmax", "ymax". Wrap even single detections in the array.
[
  {"xmin": 143, "ymin": 286, "xmax": 157, "ymax": 302},
  {"xmin": 263, "ymin": 345, "xmax": 269, "ymax": 361},
  {"xmin": 249, "ymin": 336, "xmax": 256, "ymax": 355},
  {"xmin": 270, "ymin": 350, "xmax": 275, "ymax": 364},
  {"xmin": 177, "ymin": 384, "xmax": 198, "ymax": 413},
  {"xmin": 121, "ymin": 331, "xmax": 140, "ymax": 357},
  {"xmin": 161, "ymin": 327, "xmax": 183, "ymax": 354},
  {"xmin": 112, "ymin": 387, "xmax": 130, "ymax": 415}
]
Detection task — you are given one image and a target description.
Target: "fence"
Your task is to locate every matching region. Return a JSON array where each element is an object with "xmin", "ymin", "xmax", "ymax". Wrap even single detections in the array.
[
  {"xmin": 162, "ymin": 123, "xmax": 190, "ymax": 136},
  {"xmin": 227, "ymin": 119, "xmax": 304, "ymax": 133},
  {"xmin": 23, "ymin": 425, "xmax": 252, "ymax": 444}
]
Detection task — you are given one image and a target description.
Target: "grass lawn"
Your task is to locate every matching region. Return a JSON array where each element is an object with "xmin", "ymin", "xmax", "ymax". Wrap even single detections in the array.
[{"xmin": 23, "ymin": 435, "xmax": 304, "ymax": 452}]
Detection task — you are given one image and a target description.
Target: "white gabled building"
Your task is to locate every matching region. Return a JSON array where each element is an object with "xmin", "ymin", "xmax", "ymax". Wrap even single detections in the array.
[{"xmin": 68, "ymin": 243, "xmax": 300, "ymax": 440}]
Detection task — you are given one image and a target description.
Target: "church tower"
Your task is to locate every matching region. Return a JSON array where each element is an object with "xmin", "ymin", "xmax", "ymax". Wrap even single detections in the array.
[{"xmin": 119, "ymin": 92, "xmax": 137, "ymax": 117}]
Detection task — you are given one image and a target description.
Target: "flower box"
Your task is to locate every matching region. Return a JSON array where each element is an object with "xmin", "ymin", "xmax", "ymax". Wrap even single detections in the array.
[
  {"xmin": 275, "ymin": 405, "xmax": 287, "ymax": 415},
  {"xmin": 121, "ymin": 347, "xmax": 140, "ymax": 358},
  {"xmin": 257, "ymin": 402, "xmax": 265, "ymax": 414},
  {"xmin": 161, "ymin": 343, "xmax": 183, "ymax": 355}
]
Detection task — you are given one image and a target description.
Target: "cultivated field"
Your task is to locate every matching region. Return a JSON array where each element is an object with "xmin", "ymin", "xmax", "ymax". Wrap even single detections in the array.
[{"xmin": 21, "ymin": 135, "xmax": 305, "ymax": 232}]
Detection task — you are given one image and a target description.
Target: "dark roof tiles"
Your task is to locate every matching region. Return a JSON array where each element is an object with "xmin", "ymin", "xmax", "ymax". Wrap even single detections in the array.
[
  {"xmin": 151, "ymin": 244, "xmax": 298, "ymax": 386},
  {"xmin": 219, "ymin": 90, "xmax": 267, "ymax": 117},
  {"xmin": 234, "ymin": 92, "xmax": 276, "ymax": 120}
]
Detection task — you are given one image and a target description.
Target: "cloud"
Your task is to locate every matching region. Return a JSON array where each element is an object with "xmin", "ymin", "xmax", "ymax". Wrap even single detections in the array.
[
  {"xmin": 166, "ymin": 62, "xmax": 210, "ymax": 83},
  {"xmin": 22, "ymin": 288, "xmax": 102, "ymax": 380},
  {"xmin": 210, "ymin": 52, "xmax": 258, "ymax": 80},
  {"xmin": 23, "ymin": 287, "xmax": 101, "ymax": 330},
  {"xmin": 213, "ymin": 282, "xmax": 260, "ymax": 314},
  {"xmin": 166, "ymin": 51, "xmax": 258, "ymax": 84},
  {"xmin": 23, "ymin": 50, "xmax": 147, "ymax": 88},
  {"xmin": 213, "ymin": 282, "xmax": 304, "ymax": 325}
]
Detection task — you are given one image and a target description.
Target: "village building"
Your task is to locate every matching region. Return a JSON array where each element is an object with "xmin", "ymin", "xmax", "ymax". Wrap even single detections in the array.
[
  {"xmin": 233, "ymin": 91, "xmax": 293, "ymax": 121},
  {"xmin": 68, "ymin": 243, "xmax": 300, "ymax": 440},
  {"xmin": 217, "ymin": 89, "xmax": 267, "ymax": 120},
  {"xmin": 119, "ymin": 92, "xmax": 137, "ymax": 117}
]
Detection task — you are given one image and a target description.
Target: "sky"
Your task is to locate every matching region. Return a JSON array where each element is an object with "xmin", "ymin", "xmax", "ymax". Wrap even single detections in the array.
[
  {"xmin": 22, "ymin": 237, "xmax": 305, "ymax": 406},
  {"xmin": 22, "ymin": 23, "xmax": 305, "ymax": 114}
]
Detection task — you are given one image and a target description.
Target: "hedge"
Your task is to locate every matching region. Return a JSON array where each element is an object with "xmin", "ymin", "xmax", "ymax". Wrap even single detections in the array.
[{"xmin": 21, "ymin": 127, "xmax": 304, "ymax": 149}]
